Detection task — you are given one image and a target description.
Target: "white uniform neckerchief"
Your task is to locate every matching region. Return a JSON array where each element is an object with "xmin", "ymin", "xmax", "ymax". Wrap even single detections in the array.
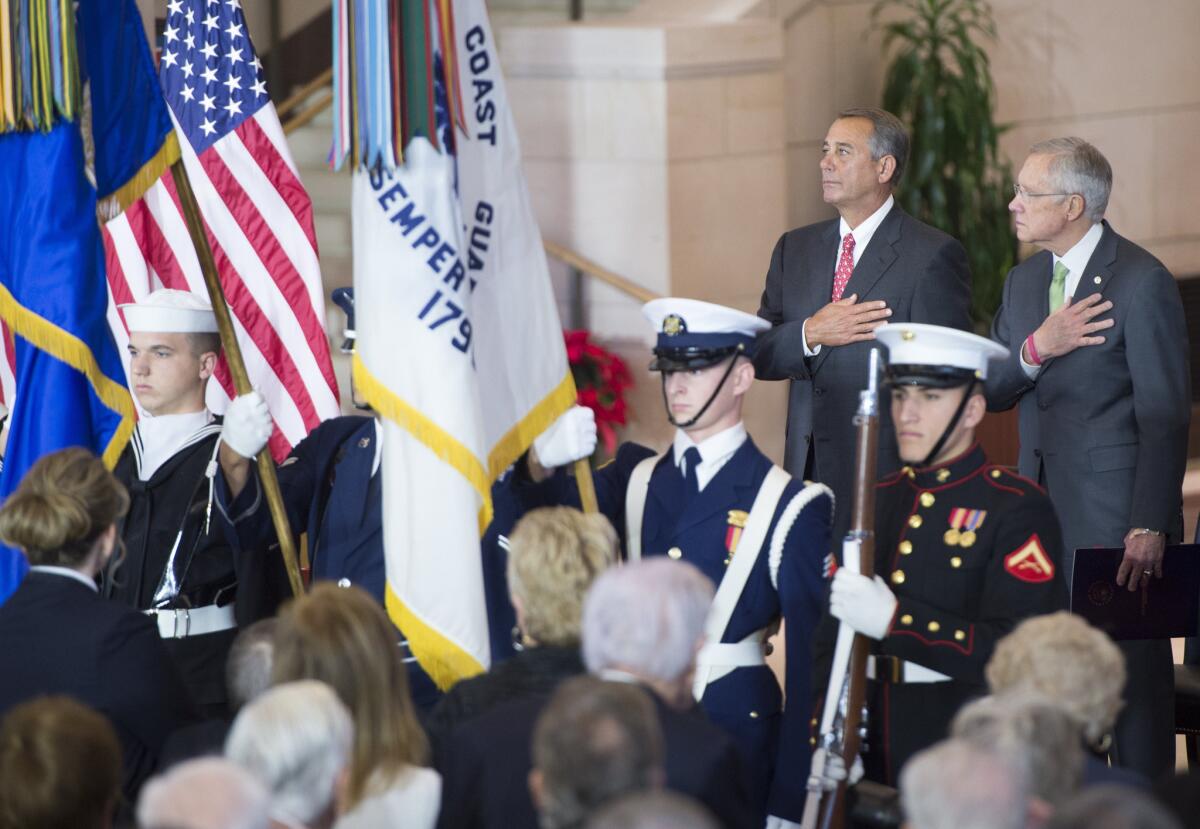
[{"xmin": 133, "ymin": 410, "xmax": 219, "ymax": 481}]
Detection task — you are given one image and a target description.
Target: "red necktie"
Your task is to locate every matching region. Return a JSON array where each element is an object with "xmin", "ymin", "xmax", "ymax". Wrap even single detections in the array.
[{"xmin": 831, "ymin": 232, "xmax": 856, "ymax": 301}]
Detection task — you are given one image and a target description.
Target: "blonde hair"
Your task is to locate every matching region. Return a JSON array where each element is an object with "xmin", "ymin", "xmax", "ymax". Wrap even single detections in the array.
[
  {"xmin": 985, "ymin": 612, "xmax": 1124, "ymax": 746},
  {"xmin": 271, "ymin": 584, "xmax": 428, "ymax": 809},
  {"xmin": 506, "ymin": 507, "xmax": 617, "ymax": 647},
  {"xmin": 0, "ymin": 448, "xmax": 128, "ymax": 567}
]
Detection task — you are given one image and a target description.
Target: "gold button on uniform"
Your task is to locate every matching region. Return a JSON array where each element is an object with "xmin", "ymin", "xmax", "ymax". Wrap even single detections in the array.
[
  {"xmin": 920, "ymin": 492, "xmax": 935, "ymax": 507},
  {"xmin": 927, "ymin": 621, "xmax": 941, "ymax": 633},
  {"xmin": 950, "ymin": 556, "xmax": 962, "ymax": 568},
  {"xmin": 900, "ymin": 614, "xmax": 913, "ymax": 625},
  {"xmin": 937, "ymin": 469, "xmax": 951, "ymax": 483},
  {"xmin": 749, "ymin": 711, "xmax": 759, "ymax": 719},
  {"xmin": 954, "ymin": 630, "xmax": 966, "ymax": 641},
  {"xmin": 990, "ymin": 469, "xmax": 1002, "ymax": 479},
  {"xmin": 891, "ymin": 570, "xmax": 906, "ymax": 585},
  {"xmin": 899, "ymin": 540, "xmax": 913, "ymax": 555},
  {"xmin": 667, "ymin": 547, "xmax": 682, "ymax": 560},
  {"xmin": 908, "ymin": 515, "xmax": 923, "ymax": 529}
]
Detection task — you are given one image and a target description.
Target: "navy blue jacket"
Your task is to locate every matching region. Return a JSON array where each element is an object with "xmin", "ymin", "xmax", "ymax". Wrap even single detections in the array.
[{"xmin": 519, "ymin": 436, "xmax": 832, "ymax": 822}]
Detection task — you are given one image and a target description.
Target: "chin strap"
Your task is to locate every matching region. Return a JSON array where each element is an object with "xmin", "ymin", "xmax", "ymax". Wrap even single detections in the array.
[
  {"xmin": 660, "ymin": 357, "xmax": 741, "ymax": 430},
  {"xmin": 919, "ymin": 380, "xmax": 977, "ymax": 468}
]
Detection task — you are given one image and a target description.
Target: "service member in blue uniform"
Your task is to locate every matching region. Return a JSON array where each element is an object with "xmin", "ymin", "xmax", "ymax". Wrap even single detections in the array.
[
  {"xmin": 826, "ymin": 323, "xmax": 1068, "ymax": 785},
  {"xmin": 106, "ymin": 290, "xmax": 281, "ymax": 718},
  {"xmin": 214, "ymin": 289, "xmax": 531, "ymax": 707},
  {"xmin": 521, "ymin": 298, "xmax": 833, "ymax": 827}
]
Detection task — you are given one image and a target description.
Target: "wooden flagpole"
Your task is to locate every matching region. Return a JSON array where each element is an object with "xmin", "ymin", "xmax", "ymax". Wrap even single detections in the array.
[
  {"xmin": 168, "ymin": 160, "xmax": 305, "ymax": 598},
  {"xmin": 574, "ymin": 457, "xmax": 598, "ymax": 514}
]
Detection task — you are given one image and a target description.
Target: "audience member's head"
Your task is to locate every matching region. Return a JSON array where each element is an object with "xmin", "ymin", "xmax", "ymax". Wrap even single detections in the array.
[
  {"xmin": 226, "ymin": 680, "xmax": 352, "ymax": 829},
  {"xmin": 0, "ymin": 696, "xmax": 122, "ymax": 829},
  {"xmin": 900, "ymin": 738, "xmax": 1030, "ymax": 829},
  {"xmin": 581, "ymin": 558, "xmax": 714, "ymax": 708},
  {"xmin": 271, "ymin": 583, "xmax": 427, "ymax": 811},
  {"xmin": 986, "ymin": 611, "xmax": 1124, "ymax": 751},
  {"xmin": 585, "ymin": 790, "xmax": 720, "ymax": 829},
  {"xmin": 227, "ymin": 618, "xmax": 277, "ymax": 711},
  {"xmin": 507, "ymin": 506, "xmax": 617, "ymax": 648},
  {"xmin": 137, "ymin": 757, "xmax": 270, "ymax": 829},
  {"xmin": 1043, "ymin": 785, "xmax": 1183, "ymax": 829},
  {"xmin": 952, "ymin": 693, "xmax": 1083, "ymax": 809},
  {"xmin": 531, "ymin": 676, "xmax": 665, "ymax": 829},
  {"xmin": 0, "ymin": 447, "xmax": 128, "ymax": 573}
]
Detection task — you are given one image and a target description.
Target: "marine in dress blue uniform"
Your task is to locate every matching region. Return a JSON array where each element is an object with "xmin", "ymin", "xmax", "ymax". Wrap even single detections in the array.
[
  {"xmin": 825, "ymin": 324, "xmax": 1067, "ymax": 785},
  {"xmin": 520, "ymin": 298, "xmax": 833, "ymax": 826}
]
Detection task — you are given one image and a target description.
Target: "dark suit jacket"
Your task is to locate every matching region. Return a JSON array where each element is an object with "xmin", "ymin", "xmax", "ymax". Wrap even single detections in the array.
[
  {"xmin": 437, "ymin": 685, "xmax": 755, "ymax": 829},
  {"xmin": 0, "ymin": 571, "xmax": 196, "ymax": 802},
  {"xmin": 987, "ymin": 222, "xmax": 1191, "ymax": 567},
  {"xmin": 755, "ymin": 203, "xmax": 973, "ymax": 542}
]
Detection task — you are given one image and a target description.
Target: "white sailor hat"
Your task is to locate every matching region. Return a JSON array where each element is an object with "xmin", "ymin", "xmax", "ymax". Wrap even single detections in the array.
[
  {"xmin": 875, "ymin": 323, "xmax": 1008, "ymax": 387},
  {"xmin": 642, "ymin": 297, "xmax": 770, "ymax": 372},
  {"xmin": 120, "ymin": 289, "xmax": 219, "ymax": 334}
]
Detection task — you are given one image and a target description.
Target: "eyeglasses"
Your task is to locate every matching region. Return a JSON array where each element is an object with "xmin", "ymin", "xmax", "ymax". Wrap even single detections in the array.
[{"xmin": 1012, "ymin": 183, "xmax": 1070, "ymax": 200}]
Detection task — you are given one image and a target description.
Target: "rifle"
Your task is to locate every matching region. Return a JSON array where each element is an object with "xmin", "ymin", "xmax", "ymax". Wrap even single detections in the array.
[{"xmin": 801, "ymin": 347, "xmax": 884, "ymax": 829}]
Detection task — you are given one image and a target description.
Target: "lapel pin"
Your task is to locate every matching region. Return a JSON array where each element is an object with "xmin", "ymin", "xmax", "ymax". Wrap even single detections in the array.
[{"xmin": 358, "ymin": 437, "xmax": 371, "ymax": 448}]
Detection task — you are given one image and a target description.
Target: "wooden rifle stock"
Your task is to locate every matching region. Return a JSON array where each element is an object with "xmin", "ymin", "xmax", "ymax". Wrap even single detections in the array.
[{"xmin": 804, "ymin": 348, "xmax": 883, "ymax": 829}]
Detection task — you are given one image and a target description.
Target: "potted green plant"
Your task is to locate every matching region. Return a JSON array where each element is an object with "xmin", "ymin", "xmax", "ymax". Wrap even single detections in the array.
[{"xmin": 872, "ymin": 0, "xmax": 1015, "ymax": 330}]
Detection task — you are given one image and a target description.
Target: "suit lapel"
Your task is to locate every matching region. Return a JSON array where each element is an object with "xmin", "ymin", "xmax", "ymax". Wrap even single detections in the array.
[
  {"xmin": 810, "ymin": 207, "xmax": 902, "ymax": 377},
  {"xmin": 1069, "ymin": 221, "xmax": 1118, "ymax": 302},
  {"xmin": 670, "ymin": 441, "xmax": 760, "ymax": 537}
]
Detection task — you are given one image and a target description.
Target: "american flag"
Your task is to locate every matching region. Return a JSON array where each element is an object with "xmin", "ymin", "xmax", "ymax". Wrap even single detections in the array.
[{"xmin": 100, "ymin": 0, "xmax": 339, "ymax": 458}]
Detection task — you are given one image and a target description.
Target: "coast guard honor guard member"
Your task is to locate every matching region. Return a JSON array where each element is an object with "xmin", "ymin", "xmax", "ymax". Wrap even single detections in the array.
[
  {"xmin": 106, "ymin": 289, "xmax": 279, "ymax": 717},
  {"xmin": 827, "ymin": 323, "xmax": 1067, "ymax": 785},
  {"xmin": 524, "ymin": 298, "xmax": 833, "ymax": 827}
]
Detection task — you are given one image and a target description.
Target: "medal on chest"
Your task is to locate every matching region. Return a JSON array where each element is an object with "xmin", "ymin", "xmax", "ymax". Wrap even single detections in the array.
[
  {"xmin": 724, "ymin": 510, "xmax": 748, "ymax": 555},
  {"xmin": 945, "ymin": 508, "xmax": 986, "ymax": 547}
]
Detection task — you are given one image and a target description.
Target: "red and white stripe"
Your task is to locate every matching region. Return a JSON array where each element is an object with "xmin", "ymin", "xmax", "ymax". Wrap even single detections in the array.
[{"xmin": 101, "ymin": 106, "xmax": 339, "ymax": 460}]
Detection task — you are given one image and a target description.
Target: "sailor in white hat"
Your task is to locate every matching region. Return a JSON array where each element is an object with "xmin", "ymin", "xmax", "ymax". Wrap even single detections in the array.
[
  {"xmin": 525, "ymin": 297, "xmax": 834, "ymax": 825},
  {"xmin": 825, "ymin": 323, "xmax": 1067, "ymax": 785},
  {"xmin": 106, "ymin": 288, "xmax": 268, "ymax": 716}
]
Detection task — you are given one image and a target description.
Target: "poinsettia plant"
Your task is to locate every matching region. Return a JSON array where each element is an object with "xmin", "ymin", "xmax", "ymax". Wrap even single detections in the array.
[{"xmin": 565, "ymin": 329, "xmax": 632, "ymax": 459}]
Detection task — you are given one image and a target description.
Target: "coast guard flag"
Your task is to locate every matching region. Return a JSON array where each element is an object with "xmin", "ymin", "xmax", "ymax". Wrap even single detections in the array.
[
  {"xmin": 101, "ymin": 0, "xmax": 340, "ymax": 460},
  {"xmin": 350, "ymin": 0, "xmax": 575, "ymax": 688}
]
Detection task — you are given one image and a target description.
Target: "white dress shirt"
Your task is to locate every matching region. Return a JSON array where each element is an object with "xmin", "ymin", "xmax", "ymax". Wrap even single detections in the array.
[
  {"xmin": 1020, "ymin": 222, "xmax": 1105, "ymax": 378},
  {"xmin": 672, "ymin": 422, "xmax": 748, "ymax": 492},
  {"xmin": 802, "ymin": 195, "xmax": 896, "ymax": 356}
]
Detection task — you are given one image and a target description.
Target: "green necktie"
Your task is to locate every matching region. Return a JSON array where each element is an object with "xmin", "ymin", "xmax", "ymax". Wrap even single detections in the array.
[{"xmin": 1049, "ymin": 260, "xmax": 1069, "ymax": 313}]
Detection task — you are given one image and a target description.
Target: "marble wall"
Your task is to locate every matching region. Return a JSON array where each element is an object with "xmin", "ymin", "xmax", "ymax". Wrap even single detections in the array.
[{"xmin": 500, "ymin": 0, "xmax": 1200, "ymax": 461}]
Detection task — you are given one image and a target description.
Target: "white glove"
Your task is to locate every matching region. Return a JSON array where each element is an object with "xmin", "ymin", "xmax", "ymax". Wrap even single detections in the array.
[
  {"xmin": 533, "ymin": 405, "xmax": 597, "ymax": 468},
  {"xmin": 222, "ymin": 391, "xmax": 273, "ymax": 458},
  {"xmin": 829, "ymin": 570, "xmax": 898, "ymax": 640},
  {"xmin": 765, "ymin": 816, "xmax": 803, "ymax": 829},
  {"xmin": 806, "ymin": 747, "xmax": 865, "ymax": 794}
]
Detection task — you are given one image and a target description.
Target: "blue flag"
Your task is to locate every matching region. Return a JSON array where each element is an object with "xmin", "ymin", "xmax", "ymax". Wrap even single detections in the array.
[{"xmin": 0, "ymin": 0, "xmax": 177, "ymax": 603}]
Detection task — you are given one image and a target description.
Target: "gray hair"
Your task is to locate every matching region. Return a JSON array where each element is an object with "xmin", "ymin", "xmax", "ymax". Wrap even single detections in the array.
[
  {"xmin": 586, "ymin": 791, "xmax": 720, "ymax": 829},
  {"xmin": 137, "ymin": 757, "xmax": 270, "ymax": 829},
  {"xmin": 1044, "ymin": 785, "xmax": 1184, "ymax": 829},
  {"xmin": 951, "ymin": 693, "xmax": 1083, "ymax": 807},
  {"xmin": 1028, "ymin": 137, "xmax": 1112, "ymax": 221},
  {"xmin": 225, "ymin": 680, "xmax": 352, "ymax": 826},
  {"xmin": 533, "ymin": 677, "xmax": 664, "ymax": 829},
  {"xmin": 582, "ymin": 558, "xmax": 714, "ymax": 684},
  {"xmin": 226, "ymin": 618, "xmax": 277, "ymax": 711},
  {"xmin": 900, "ymin": 738, "xmax": 1030, "ymax": 829},
  {"xmin": 838, "ymin": 106, "xmax": 910, "ymax": 185}
]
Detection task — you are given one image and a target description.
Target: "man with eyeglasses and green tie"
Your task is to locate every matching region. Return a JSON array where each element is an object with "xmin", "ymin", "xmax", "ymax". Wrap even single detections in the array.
[{"xmin": 987, "ymin": 137, "xmax": 1190, "ymax": 781}]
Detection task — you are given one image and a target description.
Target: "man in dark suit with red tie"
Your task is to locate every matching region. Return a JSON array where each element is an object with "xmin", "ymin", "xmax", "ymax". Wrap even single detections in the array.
[{"xmin": 754, "ymin": 107, "xmax": 973, "ymax": 544}]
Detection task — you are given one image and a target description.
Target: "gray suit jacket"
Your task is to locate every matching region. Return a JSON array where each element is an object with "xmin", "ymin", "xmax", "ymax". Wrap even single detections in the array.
[
  {"xmin": 755, "ymin": 204, "xmax": 973, "ymax": 542},
  {"xmin": 986, "ymin": 221, "xmax": 1190, "ymax": 571}
]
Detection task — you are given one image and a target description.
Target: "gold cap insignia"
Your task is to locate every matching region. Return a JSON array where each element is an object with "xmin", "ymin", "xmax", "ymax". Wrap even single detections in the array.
[{"xmin": 662, "ymin": 314, "xmax": 686, "ymax": 336}]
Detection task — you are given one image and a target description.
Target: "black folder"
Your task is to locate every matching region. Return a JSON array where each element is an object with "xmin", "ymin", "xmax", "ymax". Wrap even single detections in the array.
[{"xmin": 1069, "ymin": 544, "xmax": 1200, "ymax": 640}]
